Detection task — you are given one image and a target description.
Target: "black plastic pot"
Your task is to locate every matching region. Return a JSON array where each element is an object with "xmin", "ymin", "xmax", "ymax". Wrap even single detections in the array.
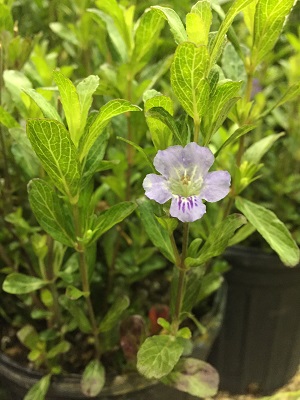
[
  {"xmin": 208, "ymin": 246, "xmax": 300, "ymax": 395},
  {"xmin": 0, "ymin": 352, "xmax": 188, "ymax": 400}
]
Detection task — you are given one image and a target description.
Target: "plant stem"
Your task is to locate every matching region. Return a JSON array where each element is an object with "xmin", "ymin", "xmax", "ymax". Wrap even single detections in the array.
[
  {"xmin": 193, "ymin": 117, "xmax": 200, "ymax": 144},
  {"xmin": 125, "ymin": 72, "xmax": 133, "ymax": 200},
  {"xmin": 172, "ymin": 223, "xmax": 189, "ymax": 334},
  {"xmin": 72, "ymin": 204, "xmax": 101, "ymax": 358}
]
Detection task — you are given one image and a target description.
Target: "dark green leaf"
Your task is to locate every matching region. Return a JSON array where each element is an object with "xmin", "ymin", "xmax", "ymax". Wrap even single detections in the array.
[
  {"xmin": 186, "ymin": 214, "xmax": 247, "ymax": 267},
  {"xmin": 28, "ymin": 179, "xmax": 75, "ymax": 246},
  {"xmin": 99, "ymin": 296, "xmax": 130, "ymax": 332},
  {"xmin": 235, "ymin": 197, "xmax": 300, "ymax": 267}
]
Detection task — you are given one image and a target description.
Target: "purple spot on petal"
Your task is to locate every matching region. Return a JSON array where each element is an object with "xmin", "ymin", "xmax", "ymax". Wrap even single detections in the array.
[{"xmin": 182, "ymin": 202, "xmax": 185, "ymax": 213}]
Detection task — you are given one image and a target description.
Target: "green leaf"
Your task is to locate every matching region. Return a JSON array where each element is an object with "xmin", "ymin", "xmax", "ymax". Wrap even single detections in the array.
[
  {"xmin": 28, "ymin": 179, "xmax": 75, "ymax": 246},
  {"xmin": 81, "ymin": 359, "xmax": 105, "ymax": 397},
  {"xmin": 132, "ymin": 9, "xmax": 165, "ymax": 65},
  {"xmin": 49, "ymin": 22, "xmax": 79, "ymax": 46},
  {"xmin": 76, "ymin": 75, "xmax": 100, "ymax": 139},
  {"xmin": 95, "ymin": 0, "xmax": 131, "ymax": 50},
  {"xmin": 209, "ymin": 0, "xmax": 255, "ymax": 68},
  {"xmin": 228, "ymin": 222, "xmax": 256, "ymax": 246},
  {"xmin": 88, "ymin": 8, "xmax": 127, "ymax": 62},
  {"xmin": 24, "ymin": 374, "xmax": 51, "ymax": 400},
  {"xmin": 221, "ymin": 43, "xmax": 246, "ymax": 82},
  {"xmin": 145, "ymin": 107, "xmax": 182, "ymax": 146},
  {"xmin": 47, "ymin": 341, "xmax": 71, "ymax": 359},
  {"xmin": 171, "ymin": 42, "xmax": 210, "ymax": 120},
  {"xmin": 0, "ymin": 106, "xmax": 19, "ymax": 128},
  {"xmin": 235, "ymin": 197, "xmax": 300, "ymax": 267},
  {"xmin": 252, "ymin": 0, "xmax": 295, "ymax": 66},
  {"xmin": 0, "ymin": 4, "xmax": 14, "ymax": 32},
  {"xmin": 137, "ymin": 198, "xmax": 175, "ymax": 263},
  {"xmin": 90, "ymin": 202, "xmax": 136, "ymax": 243},
  {"xmin": 215, "ymin": 124, "xmax": 257, "ymax": 157},
  {"xmin": 202, "ymin": 80, "xmax": 242, "ymax": 143},
  {"xmin": 261, "ymin": 83, "xmax": 300, "ymax": 117},
  {"xmin": 79, "ymin": 99, "xmax": 141, "ymax": 161},
  {"xmin": 161, "ymin": 358, "xmax": 219, "ymax": 397},
  {"xmin": 144, "ymin": 92, "xmax": 174, "ymax": 150},
  {"xmin": 53, "ymin": 71, "xmax": 82, "ymax": 145},
  {"xmin": 137, "ymin": 335, "xmax": 185, "ymax": 379},
  {"xmin": 17, "ymin": 325, "xmax": 39, "ymax": 350},
  {"xmin": 22, "ymin": 88, "xmax": 63, "ymax": 123},
  {"xmin": 27, "ymin": 119, "xmax": 81, "ymax": 200},
  {"xmin": 99, "ymin": 295, "xmax": 130, "ymax": 332},
  {"xmin": 59, "ymin": 295, "xmax": 92, "ymax": 333},
  {"xmin": 116, "ymin": 136, "xmax": 155, "ymax": 171},
  {"xmin": 242, "ymin": 132, "xmax": 285, "ymax": 164},
  {"xmin": 186, "ymin": 1, "xmax": 212, "ymax": 46},
  {"xmin": 185, "ymin": 214, "xmax": 247, "ymax": 267},
  {"xmin": 3, "ymin": 70, "xmax": 32, "ymax": 116},
  {"xmin": 66, "ymin": 286, "xmax": 88, "ymax": 300},
  {"xmin": 3, "ymin": 273, "xmax": 47, "ymax": 294},
  {"xmin": 151, "ymin": 6, "xmax": 188, "ymax": 44}
]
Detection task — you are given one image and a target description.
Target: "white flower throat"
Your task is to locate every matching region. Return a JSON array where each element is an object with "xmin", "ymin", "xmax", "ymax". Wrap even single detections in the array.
[{"xmin": 169, "ymin": 167, "xmax": 203, "ymax": 197}]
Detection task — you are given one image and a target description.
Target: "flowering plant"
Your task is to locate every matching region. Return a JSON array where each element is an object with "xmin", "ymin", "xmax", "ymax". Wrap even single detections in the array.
[{"xmin": 0, "ymin": 0, "xmax": 299, "ymax": 399}]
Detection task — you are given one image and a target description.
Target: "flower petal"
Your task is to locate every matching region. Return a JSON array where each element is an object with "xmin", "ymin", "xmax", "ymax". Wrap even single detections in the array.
[
  {"xmin": 153, "ymin": 146, "xmax": 184, "ymax": 178},
  {"xmin": 143, "ymin": 174, "xmax": 172, "ymax": 204},
  {"xmin": 182, "ymin": 143, "xmax": 215, "ymax": 175},
  {"xmin": 170, "ymin": 195, "xmax": 206, "ymax": 222},
  {"xmin": 200, "ymin": 171, "xmax": 231, "ymax": 202}
]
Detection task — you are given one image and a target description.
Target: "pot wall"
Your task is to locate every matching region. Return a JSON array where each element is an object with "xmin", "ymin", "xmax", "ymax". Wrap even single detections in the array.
[{"xmin": 208, "ymin": 246, "xmax": 300, "ymax": 395}]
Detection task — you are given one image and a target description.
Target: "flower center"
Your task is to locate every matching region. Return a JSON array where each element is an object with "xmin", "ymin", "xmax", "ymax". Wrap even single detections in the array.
[{"xmin": 169, "ymin": 167, "xmax": 203, "ymax": 197}]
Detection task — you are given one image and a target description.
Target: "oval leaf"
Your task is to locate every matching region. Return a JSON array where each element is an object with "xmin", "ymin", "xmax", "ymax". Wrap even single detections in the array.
[
  {"xmin": 81, "ymin": 359, "xmax": 105, "ymax": 397},
  {"xmin": 137, "ymin": 335, "xmax": 185, "ymax": 379},
  {"xmin": 3, "ymin": 273, "xmax": 47, "ymax": 294},
  {"xmin": 161, "ymin": 358, "xmax": 219, "ymax": 398}
]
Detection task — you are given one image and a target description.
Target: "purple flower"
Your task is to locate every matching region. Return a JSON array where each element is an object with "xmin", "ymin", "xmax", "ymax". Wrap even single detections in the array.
[{"xmin": 143, "ymin": 143, "xmax": 231, "ymax": 223}]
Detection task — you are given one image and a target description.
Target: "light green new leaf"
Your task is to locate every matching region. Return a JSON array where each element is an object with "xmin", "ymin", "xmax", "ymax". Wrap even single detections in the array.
[
  {"xmin": 185, "ymin": 214, "xmax": 247, "ymax": 268},
  {"xmin": 95, "ymin": 0, "xmax": 131, "ymax": 49},
  {"xmin": 66, "ymin": 285, "xmax": 88, "ymax": 300},
  {"xmin": 243, "ymin": 0, "xmax": 259, "ymax": 37},
  {"xmin": 132, "ymin": 9, "xmax": 165, "ymax": 64},
  {"xmin": 0, "ymin": 106, "xmax": 19, "ymax": 128},
  {"xmin": 252, "ymin": 0, "xmax": 295, "ymax": 66},
  {"xmin": 53, "ymin": 70, "xmax": 81, "ymax": 145},
  {"xmin": 242, "ymin": 132, "xmax": 285, "ymax": 164},
  {"xmin": 171, "ymin": 42, "xmax": 210, "ymax": 120},
  {"xmin": 137, "ymin": 335, "xmax": 185, "ymax": 379},
  {"xmin": 151, "ymin": 6, "xmax": 188, "ymax": 44},
  {"xmin": 138, "ymin": 198, "xmax": 175, "ymax": 263},
  {"xmin": 209, "ymin": 0, "xmax": 255, "ymax": 68},
  {"xmin": 186, "ymin": 1, "xmax": 212, "ymax": 46},
  {"xmin": 161, "ymin": 358, "xmax": 219, "ymax": 397},
  {"xmin": 91, "ymin": 201, "xmax": 137, "ymax": 243},
  {"xmin": 76, "ymin": 75, "xmax": 100, "ymax": 138},
  {"xmin": 144, "ymin": 93, "xmax": 174, "ymax": 150},
  {"xmin": 88, "ymin": 8, "xmax": 127, "ymax": 62},
  {"xmin": 99, "ymin": 295, "xmax": 130, "ymax": 332},
  {"xmin": 79, "ymin": 99, "xmax": 141, "ymax": 160},
  {"xmin": 28, "ymin": 179, "xmax": 75, "ymax": 246},
  {"xmin": 3, "ymin": 273, "xmax": 47, "ymax": 294},
  {"xmin": 81, "ymin": 360, "xmax": 105, "ymax": 397},
  {"xmin": 235, "ymin": 197, "xmax": 300, "ymax": 267},
  {"xmin": 0, "ymin": 4, "xmax": 14, "ymax": 32},
  {"xmin": 24, "ymin": 374, "xmax": 51, "ymax": 400},
  {"xmin": 27, "ymin": 119, "xmax": 81, "ymax": 199},
  {"xmin": 23, "ymin": 88, "xmax": 63, "ymax": 123}
]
